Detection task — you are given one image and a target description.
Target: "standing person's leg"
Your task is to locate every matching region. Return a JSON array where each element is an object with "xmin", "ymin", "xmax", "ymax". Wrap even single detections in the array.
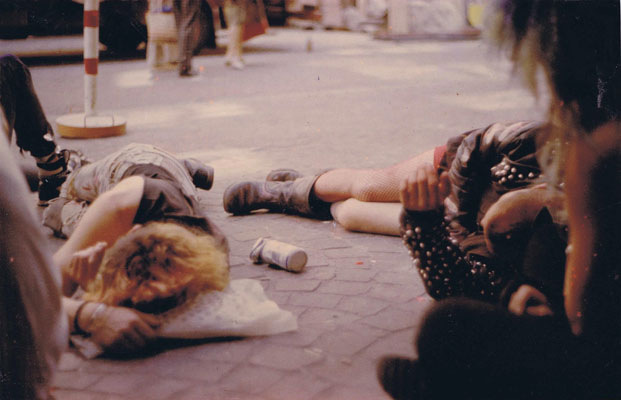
[
  {"xmin": 223, "ymin": 0, "xmax": 246, "ymax": 69},
  {"xmin": 0, "ymin": 54, "xmax": 82, "ymax": 205},
  {"xmin": 174, "ymin": 0, "xmax": 203, "ymax": 76}
]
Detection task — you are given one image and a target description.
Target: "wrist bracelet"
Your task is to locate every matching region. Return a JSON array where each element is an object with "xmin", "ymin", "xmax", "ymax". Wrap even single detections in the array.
[
  {"xmin": 88, "ymin": 303, "xmax": 107, "ymax": 328},
  {"xmin": 73, "ymin": 301, "xmax": 92, "ymax": 336}
]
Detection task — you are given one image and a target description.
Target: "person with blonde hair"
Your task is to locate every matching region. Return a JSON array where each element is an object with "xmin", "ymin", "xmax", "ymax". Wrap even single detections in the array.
[{"xmin": 49, "ymin": 143, "xmax": 229, "ymax": 354}]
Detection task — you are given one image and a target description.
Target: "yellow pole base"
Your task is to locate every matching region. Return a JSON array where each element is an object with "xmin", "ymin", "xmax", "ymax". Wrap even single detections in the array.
[{"xmin": 56, "ymin": 113, "xmax": 127, "ymax": 138}]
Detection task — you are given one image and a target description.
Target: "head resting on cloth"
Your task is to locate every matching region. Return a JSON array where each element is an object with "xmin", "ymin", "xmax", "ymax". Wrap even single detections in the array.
[{"xmin": 82, "ymin": 222, "xmax": 229, "ymax": 314}]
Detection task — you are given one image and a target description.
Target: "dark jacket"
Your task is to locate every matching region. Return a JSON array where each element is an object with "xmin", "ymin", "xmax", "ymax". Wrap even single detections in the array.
[{"xmin": 401, "ymin": 121, "xmax": 566, "ymax": 303}]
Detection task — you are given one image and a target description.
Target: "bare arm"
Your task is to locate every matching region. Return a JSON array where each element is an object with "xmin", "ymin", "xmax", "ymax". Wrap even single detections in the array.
[{"xmin": 54, "ymin": 176, "xmax": 145, "ymax": 296}]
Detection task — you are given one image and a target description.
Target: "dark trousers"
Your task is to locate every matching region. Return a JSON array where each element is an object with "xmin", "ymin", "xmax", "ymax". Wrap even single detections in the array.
[
  {"xmin": 173, "ymin": 0, "xmax": 214, "ymax": 71},
  {"xmin": 416, "ymin": 298, "xmax": 621, "ymax": 400},
  {"xmin": 0, "ymin": 55, "xmax": 55, "ymax": 158}
]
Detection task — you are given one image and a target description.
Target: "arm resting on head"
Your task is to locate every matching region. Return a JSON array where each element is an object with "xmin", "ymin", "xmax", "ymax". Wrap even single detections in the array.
[{"xmin": 54, "ymin": 176, "xmax": 145, "ymax": 296}]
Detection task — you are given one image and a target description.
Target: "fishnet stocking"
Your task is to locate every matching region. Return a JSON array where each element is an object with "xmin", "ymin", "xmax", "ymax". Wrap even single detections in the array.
[{"xmin": 314, "ymin": 149, "xmax": 435, "ymax": 203}]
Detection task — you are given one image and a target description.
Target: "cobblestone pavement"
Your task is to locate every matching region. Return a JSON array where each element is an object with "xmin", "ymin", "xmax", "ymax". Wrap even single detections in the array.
[{"xmin": 12, "ymin": 26, "xmax": 543, "ymax": 399}]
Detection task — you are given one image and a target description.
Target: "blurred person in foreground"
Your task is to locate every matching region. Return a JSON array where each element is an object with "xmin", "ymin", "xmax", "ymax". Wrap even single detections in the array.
[
  {"xmin": 0, "ymin": 113, "xmax": 67, "ymax": 399},
  {"xmin": 377, "ymin": 1, "xmax": 621, "ymax": 399}
]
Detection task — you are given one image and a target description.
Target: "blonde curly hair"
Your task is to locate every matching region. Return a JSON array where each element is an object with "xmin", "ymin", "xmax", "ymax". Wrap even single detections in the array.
[{"xmin": 83, "ymin": 222, "xmax": 229, "ymax": 313}]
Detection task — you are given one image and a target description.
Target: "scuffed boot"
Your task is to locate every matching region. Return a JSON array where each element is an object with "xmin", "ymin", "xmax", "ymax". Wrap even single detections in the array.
[
  {"xmin": 37, "ymin": 149, "xmax": 89, "ymax": 206},
  {"xmin": 265, "ymin": 168, "xmax": 303, "ymax": 182},
  {"xmin": 183, "ymin": 158, "xmax": 214, "ymax": 190},
  {"xmin": 223, "ymin": 175, "xmax": 330, "ymax": 218}
]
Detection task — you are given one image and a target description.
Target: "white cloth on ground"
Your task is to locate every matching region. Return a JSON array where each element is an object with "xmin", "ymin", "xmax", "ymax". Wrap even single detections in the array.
[{"xmin": 71, "ymin": 279, "xmax": 297, "ymax": 358}]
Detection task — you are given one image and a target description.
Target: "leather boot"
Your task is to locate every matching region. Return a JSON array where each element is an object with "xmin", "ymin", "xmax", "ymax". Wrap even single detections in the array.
[
  {"xmin": 223, "ymin": 175, "xmax": 330, "ymax": 218},
  {"xmin": 183, "ymin": 158, "xmax": 214, "ymax": 190},
  {"xmin": 265, "ymin": 168, "xmax": 302, "ymax": 182}
]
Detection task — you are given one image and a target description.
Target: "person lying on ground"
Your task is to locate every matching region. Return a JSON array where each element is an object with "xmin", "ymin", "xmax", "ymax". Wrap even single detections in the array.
[
  {"xmin": 0, "ymin": 54, "xmax": 87, "ymax": 206},
  {"xmin": 222, "ymin": 121, "xmax": 546, "ymax": 237},
  {"xmin": 48, "ymin": 143, "xmax": 229, "ymax": 354},
  {"xmin": 398, "ymin": 122, "xmax": 566, "ymax": 303}
]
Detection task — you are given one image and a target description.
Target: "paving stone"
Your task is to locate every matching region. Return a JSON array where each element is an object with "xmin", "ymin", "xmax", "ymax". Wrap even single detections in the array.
[
  {"xmin": 335, "ymin": 268, "xmax": 377, "ymax": 282},
  {"xmin": 189, "ymin": 338, "xmax": 257, "ymax": 362},
  {"xmin": 157, "ymin": 358, "xmax": 236, "ymax": 382},
  {"xmin": 361, "ymin": 307, "xmax": 419, "ymax": 331},
  {"xmin": 313, "ymin": 384, "xmax": 388, "ymax": 400},
  {"xmin": 373, "ymin": 271, "xmax": 419, "ymax": 285},
  {"xmin": 336, "ymin": 296, "xmax": 390, "ymax": 317},
  {"xmin": 312, "ymin": 329, "xmax": 378, "ymax": 356},
  {"xmin": 230, "ymin": 228, "xmax": 273, "ymax": 242},
  {"xmin": 264, "ymin": 327, "xmax": 324, "ymax": 346},
  {"xmin": 298, "ymin": 308, "xmax": 361, "ymax": 329},
  {"xmin": 131, "ymin": 377, "xmax": 197, "ymax": 400},
  {"xmin": 317, "ymin": 280, "xmax": 370, "ymax": 295},
  {"xmin": 176, "ymin": 383, "xmax": 265, "ymax": 400},
  {"xmin": 231, "ymin": 264, "xmax": 269, "ymax": 279},
  {"xmin": 53, "ymin": 370, "xmax": 104, "ymax": 391},
  {"xmin": 307, "ymin": 356, "xmax": 384, "ymax": 391},
  {"xmin": 250, "ymin": 344, "xmax": 324, "ymax": 370},
  {"xmin": 262, "ymin": 371, "xmax": 333, "ymax": 400},
  {"xmin": 88, "ymin": 372, "xmax": 157, "ymax": 395},
  {"xmin": 229, "ymin": 255, "xmax": 248, "ymax": 267},
  {"xmin": 305, "ymin": 254, "xmax": 331, "ymax": 267},
  {"xmin": 360, "ymin": 329, "xmax": 418, "ymax": 361},
  {"xmin": 52, "ymin": 389, "xmax": 127, "ymax": 400},
  {"xmin": 302, "ymin": 266, "xmax": 336, "ymax": 280},
  {"xmin": 302, "ymin": 237, "xmax": 353, "ymax": 250},
  {"xmin": 392, "ymin": 294, "xmax": 433, "ymax": 313},
  {"xmin": 219, "ymin": 365, "xmax": 285, "ymax": 394},
  {"xmin": 266, "ymin": 290, "xmax": 291, "ymax": 305},
  {"xmin": 273, "ymin": 278, "xmax": 321, "ymax": 292},
  {"xmin": 288, "ymin": 292, "xmax": 343, "ymax": 308},
  {"xmin": 366, "ymin": 283, "xmax": 421, "ymax": 303},
  {"xmin": 323, "ymin": 246, "xmax": 369, "ymax": 259}
]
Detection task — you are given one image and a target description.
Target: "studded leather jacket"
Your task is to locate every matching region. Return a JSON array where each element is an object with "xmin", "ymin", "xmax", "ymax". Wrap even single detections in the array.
[{"xmin": 401, "ymin": 121, "xmax": 545, "ymax": 302}]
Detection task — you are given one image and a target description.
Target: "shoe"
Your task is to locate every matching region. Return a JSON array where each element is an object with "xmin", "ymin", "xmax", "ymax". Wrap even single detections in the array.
[
  {"xmin": 377, "ymin": 356, "xmax": 423, "ymax": 400},
  {"xmin": 265, "ymin": 168, "xmax": 303, "ymax": 182},
  {"xmin": 182, "ymin": 158, "xmax": 214, "ymax": 190},
  {"xmin": 223, "ymin": 176, "xmax": 320, "ymax": 217},
  {"xmin": 224, "ymin": 57, "xmax": 245, "ymax": 70},
  {"xmin": 37, "ymin": 149, "xmax": 89, "ymax": 206},
  {"xmin": 179, "ymin": 67, "xmax": 198, "ymax": 77}
]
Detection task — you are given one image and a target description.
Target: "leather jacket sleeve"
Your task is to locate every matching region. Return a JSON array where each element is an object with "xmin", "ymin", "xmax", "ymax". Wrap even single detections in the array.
[
  {"xmin": 448, "ymin": 121, "xmax": 543, "ymax": 234},
  {"xmin": 400, "ymin": 208, "xmax": 505, "ymax": 302}
]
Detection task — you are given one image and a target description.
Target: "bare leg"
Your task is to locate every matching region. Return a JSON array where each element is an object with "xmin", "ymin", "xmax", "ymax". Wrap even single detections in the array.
[
  {"xmin": 224, "ymin": 0, "xmax": 245, "ymax": 69},
  {"xmin": 314, "ymin": 148, "xmax": 435, "ymax": 203},
  {"xmin": 331, "ymin": 200, "xmax": 402, "ymax": 236}
]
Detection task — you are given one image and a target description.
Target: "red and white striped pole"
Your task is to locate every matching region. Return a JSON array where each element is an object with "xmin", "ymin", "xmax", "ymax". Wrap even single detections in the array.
[
  {"xmin": 83, "ymin": 0, "xmax": 99, "ymax": 116},
  {"xmin": 56, "ymin": 0, "xmax": 126, "ymax": 138}
]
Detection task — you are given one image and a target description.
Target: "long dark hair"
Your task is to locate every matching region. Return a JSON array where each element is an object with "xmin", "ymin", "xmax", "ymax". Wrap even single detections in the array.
[{"xmin": 490, "ymin": 0, "xmax": 620, "ymax": 133}]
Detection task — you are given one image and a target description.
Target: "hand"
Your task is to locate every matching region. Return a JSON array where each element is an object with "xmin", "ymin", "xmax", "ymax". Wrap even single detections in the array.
[
  {"xmin": 86, "ymin": 304, "xmax": 161, "ymax": 353},
  {"xmin": 400, "ymin": 163, "xmax": 450, "ymax": 212},
  {"xmin": 64, "ymin": 241, "xmax": 108, "ymax": 290},
  {"xmin": 508, "ymin": 284, "xmax": 553, "ymax": 317},
  {"xmin": 481, "ymin": 186, "xmax": 563, "ymax": 253}
]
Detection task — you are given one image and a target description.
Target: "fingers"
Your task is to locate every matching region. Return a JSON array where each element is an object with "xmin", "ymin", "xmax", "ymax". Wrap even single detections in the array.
[
  {"xmin": 508, "ymin": 285, "xmax": 551, "ymax": 316},
  {"xmin": 438, "ymin": 172, "xmax": 450, "ymax": 199},
  {"xmin": 525, "ymin": 304, "xmax": 554, "ymax": 317},
  {"xmin": 138, "ymin": 311, "xmax": 163, "ymax": 329},
  {"xmin": 400, "ymin": 164, "xmax": 448, "ymax": 211},
  {"xmin": 416, "ymin": 166, "xmax": 430, "ymax": 210}
]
